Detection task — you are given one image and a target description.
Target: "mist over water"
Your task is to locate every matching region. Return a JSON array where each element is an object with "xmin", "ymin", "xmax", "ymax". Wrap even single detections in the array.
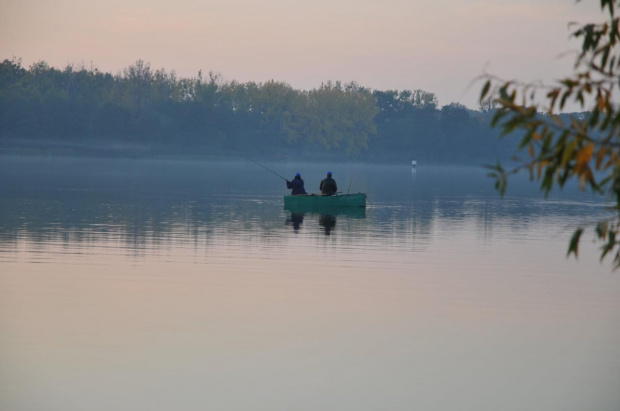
[{"xmin": 1, "ymin": 156, "xmax": 619, "ymax": 411}]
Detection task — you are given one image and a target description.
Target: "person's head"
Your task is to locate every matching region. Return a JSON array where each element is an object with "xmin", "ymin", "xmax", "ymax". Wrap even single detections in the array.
[
  {"xmin": 295, "ymin": 172, "xmax": 301, "ymax": 179},
  {"xmin": 327, "ymin": 171, "xmax": 332, "ymax": 177}
]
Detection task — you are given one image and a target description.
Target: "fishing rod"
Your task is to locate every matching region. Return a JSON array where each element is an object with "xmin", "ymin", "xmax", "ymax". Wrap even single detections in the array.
[{"xmin": 242, "ymin": 155, "xmax": 288, "ymax": 181}]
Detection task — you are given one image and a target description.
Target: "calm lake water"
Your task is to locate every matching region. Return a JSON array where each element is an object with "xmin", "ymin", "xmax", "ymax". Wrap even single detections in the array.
[{"xmin": 1, "ymin": 156, "xmax": 619, "ymax": 411}]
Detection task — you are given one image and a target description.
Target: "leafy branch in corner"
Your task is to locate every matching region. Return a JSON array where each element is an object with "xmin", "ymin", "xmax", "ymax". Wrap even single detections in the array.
[{"xmin": 481, "ymin": 0, "xmax": 620, "ymax": 267}]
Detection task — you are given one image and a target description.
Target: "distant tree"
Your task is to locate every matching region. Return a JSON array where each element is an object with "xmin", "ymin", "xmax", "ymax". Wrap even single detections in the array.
[
  {"xmin": 118, "ymin": 60, "xmax": 155, "ymax": 117},
  {"xmin": 0, "ymin": 57, "xmax": 26, "ymax": 88},
  {"xmin": 251, "ymin": 80, "xmax": 302, "ymax": 146},
  {"xmin": 301, "ymin": 81, "xmax": 378, "ymax": 154},
  {"xmin": 481, "ymin": 0, "xmax": 620, "ymax": 267},
  {"xmin": 0, "ymin": 58, "xmax": 28, "ymax": 137},
  {"xmin": 369, "ymin": 88, "xmax": 440, "ymax": 161},
  {"xmin": 412, "ymin": 89, "xmax": 438, "ymax": 109},
  {"xmin": 93, "ymin": 103, "xmax": 131, "ymax": 137},
  {"xmin": 440, "ymin": 102, "xmax": 472, "ymax": 135},
  {"xmin": 479, "ymin": 97, "xmax": 497, "ymax": 113}
]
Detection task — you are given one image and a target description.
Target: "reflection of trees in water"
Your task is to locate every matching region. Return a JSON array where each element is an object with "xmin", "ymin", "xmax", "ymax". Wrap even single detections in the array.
[
  {"xmin": 0, "ymin": 188, "xmax": 609, "ymax": 252},
  {"xmin": 0, "ymin": 194, "xmax": 284, "ymax": 251},
  {"xmin": 0, "ymin": 192, "xmax": 603, "ymax": 248}
]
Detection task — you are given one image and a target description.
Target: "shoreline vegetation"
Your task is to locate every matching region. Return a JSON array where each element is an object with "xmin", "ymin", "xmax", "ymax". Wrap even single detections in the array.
[{"xmin": 0, "ymin": 58, "xmax": 585, "ymax": 165}]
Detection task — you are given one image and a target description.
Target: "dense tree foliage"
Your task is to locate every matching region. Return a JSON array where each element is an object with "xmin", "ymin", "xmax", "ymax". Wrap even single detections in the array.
[
  {"xmin": 482, "ymin": 0, "xmax": 620, "ymax": 267},
  {"xmin": 1, "ymin": 57, "xmax": 538, "ymax": 163}
]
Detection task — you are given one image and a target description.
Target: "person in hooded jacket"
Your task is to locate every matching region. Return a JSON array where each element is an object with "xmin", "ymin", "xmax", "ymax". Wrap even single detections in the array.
[
  {"xmin": 320, "ymin": 171, "xmax": 338, "ymax": 196},
  {"xmin": 286, "ymin": 173, "xmax": 307, "ymax": 195}
]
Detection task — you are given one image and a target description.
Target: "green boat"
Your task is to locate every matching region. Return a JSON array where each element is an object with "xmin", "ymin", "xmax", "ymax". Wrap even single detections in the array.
[{"xmin": 284, "ymin": 193, "xmax": 367, "ymax": 210}]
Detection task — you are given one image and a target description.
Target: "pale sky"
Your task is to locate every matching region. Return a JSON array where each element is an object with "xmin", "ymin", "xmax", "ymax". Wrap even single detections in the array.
[{"xmin": 0, "ymin": 0, "xmax": 604, "ymax": 108}]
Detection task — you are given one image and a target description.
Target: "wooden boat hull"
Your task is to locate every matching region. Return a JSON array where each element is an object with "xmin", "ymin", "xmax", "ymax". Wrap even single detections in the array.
[{"xmin": 284, "ymin": 193, "xmax": 367, "ymax": 210}]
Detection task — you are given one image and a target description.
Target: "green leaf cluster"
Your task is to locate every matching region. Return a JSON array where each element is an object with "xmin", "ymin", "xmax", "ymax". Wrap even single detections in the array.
[{"xmin": 481, "ymin": 0, "xmax": 620, "ymax": 268}]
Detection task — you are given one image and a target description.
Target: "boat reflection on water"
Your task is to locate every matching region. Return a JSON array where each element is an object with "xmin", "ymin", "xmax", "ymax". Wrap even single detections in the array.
[
  {"xmin": 318, "ymin": 214, "xmax": 336, "ymax": 235},
  {"xmin": 285, "ymin": 212, "xmax": 305, "ymax": 232},
  {"xmin": 284, "ymin": 205, "xmax": 366, "ymax": 235}
]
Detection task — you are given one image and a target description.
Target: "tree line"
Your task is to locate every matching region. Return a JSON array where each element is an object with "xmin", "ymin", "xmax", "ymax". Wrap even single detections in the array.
[{"xmin": 0, "ymin": 58, "xmax": 581, "ymax": 164}]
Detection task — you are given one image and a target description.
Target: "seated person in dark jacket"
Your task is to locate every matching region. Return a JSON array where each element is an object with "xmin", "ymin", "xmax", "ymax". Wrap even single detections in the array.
[
  {"xmin": 286, "ymin": 173, "xmax": 307, "ymax": 195},
  {"xmin": 320, "ymin": 171, "xmax": 338, "ymax": 196}
]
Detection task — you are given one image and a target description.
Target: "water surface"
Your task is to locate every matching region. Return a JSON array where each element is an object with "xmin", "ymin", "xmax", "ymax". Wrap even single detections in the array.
[{"xmin": 1, "ymin": 156, "xmax": 619, "ymax": 411}]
